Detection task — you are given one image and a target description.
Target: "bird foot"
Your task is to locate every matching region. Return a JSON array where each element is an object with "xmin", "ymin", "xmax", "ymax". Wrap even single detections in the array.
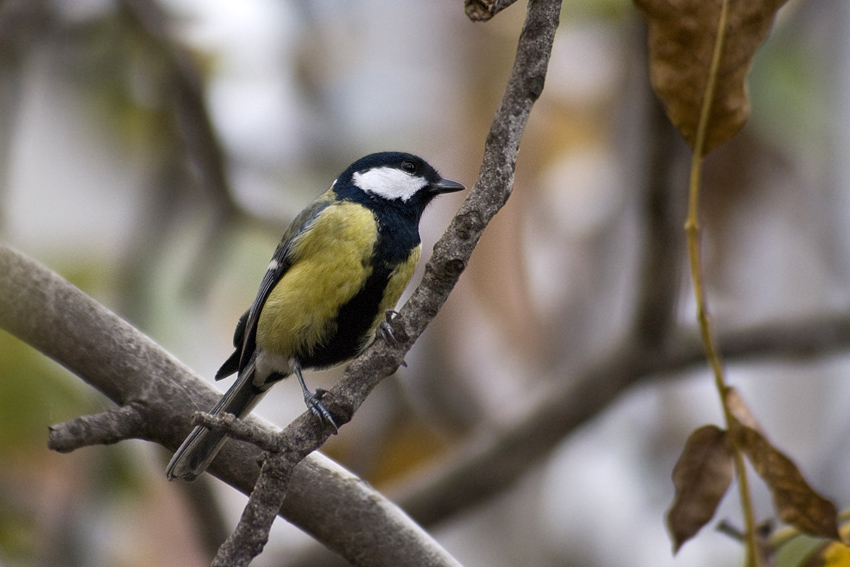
[
  {"xmin": 305, "ymin": 388, "xmax": 339, "ymax": 433},
  {"xmin": 377, "ymin": 310, "xmax": 407, "ymax": 367}
]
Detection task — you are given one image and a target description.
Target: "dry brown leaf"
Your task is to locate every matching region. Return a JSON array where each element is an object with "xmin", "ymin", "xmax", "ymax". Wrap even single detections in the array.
[
  {"xmin": 725, "ymin": 386, "xmax": 764, "ymax": 433},
  {"xmin": 667, "ymin": 425, "xmax": 735, "ymax": 552},
  {"xmin": 724, "ymin": 391, "xmax": 840, "ymax": 541},
  {"xmin": 735, "ymin": 425, "xmax": 839, "ymax": 540},
  {"xmin": 634, "ymin": 0, "xmax": 788, "ymax": 154}
]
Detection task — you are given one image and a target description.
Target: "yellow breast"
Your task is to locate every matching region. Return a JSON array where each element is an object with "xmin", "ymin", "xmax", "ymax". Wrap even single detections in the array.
[
  {"xmin": 366, "ymin": 244, "xmax": 421, "ymax": 338},
  {"xmin": 256, "ymin": 202, "xmax": 378, "ymax": 358}
]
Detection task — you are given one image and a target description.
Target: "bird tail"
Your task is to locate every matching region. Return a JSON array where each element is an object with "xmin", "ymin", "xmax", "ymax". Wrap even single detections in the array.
[{"xmin": 166, "ymin": 363, "xmax": 268, "ymax": 481}]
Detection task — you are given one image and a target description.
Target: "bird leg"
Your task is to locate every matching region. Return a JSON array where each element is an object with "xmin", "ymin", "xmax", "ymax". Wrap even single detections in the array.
[{"xmin": 293, "ymin": 363, "xmax": 339, "ymax": 433}]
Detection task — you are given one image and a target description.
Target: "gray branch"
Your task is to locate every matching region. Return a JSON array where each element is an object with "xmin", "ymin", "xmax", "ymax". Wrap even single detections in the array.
[
  {"xmin": 286, "ymin": 312, "xmax": 850, "ymax": 565},
  {"xmin": 0, "ymin": 243, "xmax": 458, "ymax": 567},
  {"xmin": 48, "ymin": 404, "xmax": 147, "ymax": 453},
  {"xmin": 392, "ymin": 313, "xmax": 850, "ymax": 526},
  {"xmin": 193, "ymin": 412, "xmax": 285, "ymax": 453}
]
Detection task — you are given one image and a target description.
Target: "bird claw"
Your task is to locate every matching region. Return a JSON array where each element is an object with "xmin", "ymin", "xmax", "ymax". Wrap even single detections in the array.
[
  {"xmin": 377, "ymin": 310, "xmax": 400, "ymax": 343},
  {"xmin": 377, "ymin": 310, "xmax": 407, "ymax": 367},
  {"xmin": 305, "ymin": 388, "xmax": 339, "ymax": 433}
]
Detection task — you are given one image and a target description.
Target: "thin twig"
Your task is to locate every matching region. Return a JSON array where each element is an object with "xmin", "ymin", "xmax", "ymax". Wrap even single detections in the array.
[
  {"xmin": 193, "ymin": 412, "xmax": 285, "ymax": 454},
  {"xmin": 684, "ymin": 1, "xmax": 760, "ymax": 566},
  {"xmin": 47, "ymin": 404, "xmax": 147, "ymax": 452}
]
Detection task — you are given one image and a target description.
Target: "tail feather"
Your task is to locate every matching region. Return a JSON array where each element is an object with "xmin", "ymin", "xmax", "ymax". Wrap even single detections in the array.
[{"xmin": 166, "ymin": 364, "xmax": 267, "ymax": 481}]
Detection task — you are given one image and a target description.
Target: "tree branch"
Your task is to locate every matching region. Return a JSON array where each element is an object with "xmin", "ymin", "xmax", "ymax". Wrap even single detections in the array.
[
  {"xmin": 630, "ymin": 87, "xmax": 691, "ymax": 348},
  {"xmin": 0, "ymin": 243, "xmax": 458, "ymax": 567},
  {"xmin": 390, "ymin": 312, "xmax": 850, "ymax": 526},
  {"xmin": 48, "ymin": 404, "xmax": 147, "ymax": 453},
  {"xmin": 193, "ymin": 412, "xmax": 285, "ymax": 453},
  {"xmin": 286, "ymin": 307, "xmax": 850, "ymax": 566},
  {"xmin": 120, "ymin": 0, "xmax": 237, "ymax": 217},
  {"xmin": 208, "ymin": 0, "xmax": 564, "ymax": 562}
]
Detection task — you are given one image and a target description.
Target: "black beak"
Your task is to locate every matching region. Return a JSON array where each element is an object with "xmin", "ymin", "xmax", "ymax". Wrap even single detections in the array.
[{"xmin": 430, "ymin": 177, "xmax": 466, "ymax": 195}]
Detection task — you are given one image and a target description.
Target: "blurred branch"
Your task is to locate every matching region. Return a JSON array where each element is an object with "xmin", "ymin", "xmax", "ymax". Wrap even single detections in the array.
[
  {"xmin": 120, "ymin": 0, "xmax": 236, "ymax": 217},
  {"xmin": 630, "ymin": 92, "xmax": 690, "ymax": 349},
  {"xmin": 0, "ymin": 0, "xmax": 50, "ymax": 230},
  {"xmin": 391, "ymin": 311, "xmax": 850, "ymax": 527},
  {"xmin": 287, "ymin": 308, "xmax": 850, "ymax": 566},
  {"xmin": 0, "ymin": 243, "xmax": 459, "ymax": 567},
  {"xmin": 114, "ymin": 0, "xmax": 285, "ymax": 321},
  {"xmin": 0, "ymin": 0, "xmax": 49, "ymax": 44},
  {"xmin": 114, "ymin": 0, "xmax": 247, "ymax": 319},
  {"xmin": 180, "ymin": 474, "xmax": 232, "ymax": 558}
]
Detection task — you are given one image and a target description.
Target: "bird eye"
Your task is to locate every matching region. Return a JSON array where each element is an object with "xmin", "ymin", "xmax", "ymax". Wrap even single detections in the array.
[{"xmin": 401, "ymin": 160, "xmax": 416, "ymax": 174}]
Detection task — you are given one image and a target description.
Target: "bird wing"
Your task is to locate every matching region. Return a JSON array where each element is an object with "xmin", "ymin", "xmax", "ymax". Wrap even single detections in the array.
[
  {"xmin": 215, "ymin": 194, "xmax": 334, "ymax": 379},
  {"xmin": 214, "ymin": 309, "xmax": 248, "ymax": 379}
]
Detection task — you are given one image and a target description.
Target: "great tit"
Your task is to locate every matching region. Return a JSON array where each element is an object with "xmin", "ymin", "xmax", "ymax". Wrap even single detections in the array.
[{"xmin": 166, "ymin": 152, "xmax": 464, "ymax": 481}]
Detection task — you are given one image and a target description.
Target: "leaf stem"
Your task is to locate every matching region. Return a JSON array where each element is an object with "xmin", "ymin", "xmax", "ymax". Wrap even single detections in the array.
[
  {"xmin": 768, "ymin": 508, "xmax": 850, "ymax": 552},
  {"xmin": 685, "ymin": 1, "xmax": 760, "ymax": 566}
]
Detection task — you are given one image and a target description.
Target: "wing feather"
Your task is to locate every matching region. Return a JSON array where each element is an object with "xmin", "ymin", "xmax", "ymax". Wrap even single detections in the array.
[
  {"xmin": 238, "ymin": 196, "xmax": 333, "ymax": 372},
  {"xmin": 213, "ymin": 194, "xmax": 334, "ymax": 377}
]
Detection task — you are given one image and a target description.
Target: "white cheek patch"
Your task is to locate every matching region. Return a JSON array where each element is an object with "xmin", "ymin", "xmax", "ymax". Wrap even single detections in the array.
[{"xmin": 353, "ymin": 167, "xmax": 428, "ymax": 202}]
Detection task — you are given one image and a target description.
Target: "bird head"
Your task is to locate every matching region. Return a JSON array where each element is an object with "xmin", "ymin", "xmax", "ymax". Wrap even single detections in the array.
[{"xmin": 334, "ymin": 152, "xmax": 465, "ymax": 215}]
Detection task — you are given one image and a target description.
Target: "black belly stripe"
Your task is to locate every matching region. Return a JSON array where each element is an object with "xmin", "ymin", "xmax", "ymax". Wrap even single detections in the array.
[
  {"xmin": 295, "ymin": 197, "xmax": 420, "ymax": 370},
  {"xmin": 296, "ymin": 263, "xmax": 392, "ymax": 369}
]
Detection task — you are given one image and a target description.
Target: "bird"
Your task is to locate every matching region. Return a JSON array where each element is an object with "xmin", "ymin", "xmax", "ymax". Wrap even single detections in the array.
[{"xmin": 166, "ymin": 152, "xmax": 464, "ymax": 481}]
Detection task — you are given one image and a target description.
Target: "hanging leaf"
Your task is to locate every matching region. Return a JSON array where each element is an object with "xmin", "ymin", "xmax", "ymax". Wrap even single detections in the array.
[
  {"xmin": 633, "ymin": 0, "xmax": 789, "ymax": 154},
  {"xmin": 667, "ymin": 424, "xmax": 735, "ymax": 552},
  {"xmin": 736, "ymin": 425, "xmax": 839, "ymax": 541},
  {"xmin": 725, "ymin": 386, "xmax": 764, "ymax": 433},
  {"xmin": 725, "ymin": 388, "xmax": 840, "ymax": 541}
]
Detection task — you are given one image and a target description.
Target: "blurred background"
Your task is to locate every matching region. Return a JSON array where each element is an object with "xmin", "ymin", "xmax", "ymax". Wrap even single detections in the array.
[{"xmin": 2, "ymin": 0, "xmax": 850, "ymax": 565}]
